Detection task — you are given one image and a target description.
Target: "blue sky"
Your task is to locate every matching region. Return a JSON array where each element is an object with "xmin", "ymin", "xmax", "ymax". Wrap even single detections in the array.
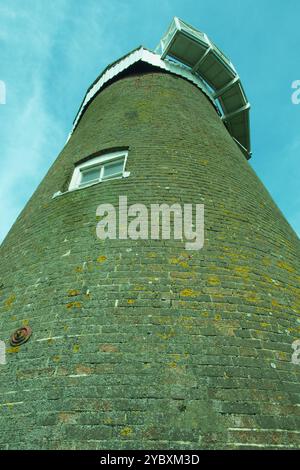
[{"xmin": 0, "ymin": 0, "xmax": 299, "ymax": 242}]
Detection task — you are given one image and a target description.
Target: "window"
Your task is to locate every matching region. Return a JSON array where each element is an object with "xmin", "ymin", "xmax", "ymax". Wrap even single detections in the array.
[{"xmin": 68, "ymin": 150, "xmax": 129, "ymax": 191}]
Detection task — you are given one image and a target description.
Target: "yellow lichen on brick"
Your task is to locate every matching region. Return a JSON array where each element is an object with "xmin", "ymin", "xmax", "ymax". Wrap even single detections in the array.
[
  {"xmin": 179, "ymin": 261, "xmax": 189, "ymax": 268},
  {"xmin": 168, "ymin": 362, "xmax": 178, "ymax": 368},
  {"xmin": 157, "ymin": 330, "xmax": 175, "ymax": 340},
  {"xmin": 5, "ymin": 403, "xmax": 15, "ymax": 410},
  {"xmin": 120, "ymin": 427, "xmax": 133, "ymax": 437},
  {"xmin": 52, "ymin": 355, "xmax": 61, "ymax": 362},
  {"xmin": 260, "ymin": 322, "xmax": 271, "ymax": 328},
  {"xmin": 208, "ymin": 276, "xmax": 220, "ymax": 286},
  {"xmin": 6, "ymin": 346, "xmax": 20, "ymax": 354},
  {"xmin": 68, "ymin": 289, "xmax": 80, "ymax": 297},
  {"xmin": 277, "ymin": 351, "xmax": 288, "ymax": 361},
  {"xmin": 169, "ymin": 257, "xmax": 189, "ymax": 269},
  {"xmin": 291, "ymin": 301, "xmax": 300, "ymax": 315},
  {"xmin": 66, "ymin": 301, "xmax": 82, "ymax": 309},
  {"xmin": 104, "ymin": 417, "xmax": 113, "ymax": 425},
  {"xmin": 4, "ymin": 294, "xmax": 16, "ymax": 309},
  {"xmin": 234, "ymin": 266, "xmax": 250, "ymax": 278},
  {"xmin": 180, "ymin": 288, "xmax": 197, "ymax": 297},
  {"xmin": 277, "ymin": 260, "xmax": 295, "ymax": 273},
  {"xmin": 169, "ymin": 353, "xmax": 181, "ymax": 362},
  {"xmin": 170, "ymin": 257, "xmax": 180, "ymax": 265},
  {"xmin": 245, "ymin": 293, "xmax": 259, "ymax": 303}
]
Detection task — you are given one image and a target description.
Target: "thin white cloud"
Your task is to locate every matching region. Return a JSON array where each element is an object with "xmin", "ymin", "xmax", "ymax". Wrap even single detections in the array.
[
  {"xmin": 0, "ymin": 78, "xmax": 64, "ymax": 241},
  {"xmin": 0, "ymin": 0, "xmax": 70, "ymax": 242},
  {"xmin": 0, "ymin": 0, "xmax": 128, "ymax": 240},
  {"xmin": 0, "ymin": 0, "xmax": 123, "ymax": 242}
]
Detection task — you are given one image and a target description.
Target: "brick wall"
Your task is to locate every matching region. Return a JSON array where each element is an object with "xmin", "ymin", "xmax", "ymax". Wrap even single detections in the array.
[{"xmin": 0, "ymin": 71, "xmax": 299, "ymax": 449}]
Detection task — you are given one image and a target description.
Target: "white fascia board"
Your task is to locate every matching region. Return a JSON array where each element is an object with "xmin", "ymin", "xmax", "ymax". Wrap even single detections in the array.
[{"xmin": 70, "ymin": 48, "xmax": 215, "ymax": 136}]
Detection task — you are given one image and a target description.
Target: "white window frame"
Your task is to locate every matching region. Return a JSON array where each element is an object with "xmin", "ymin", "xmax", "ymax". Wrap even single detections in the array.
[{"xmin": 68, "ymin": 150, "xmax": 129, "ymax": 191}]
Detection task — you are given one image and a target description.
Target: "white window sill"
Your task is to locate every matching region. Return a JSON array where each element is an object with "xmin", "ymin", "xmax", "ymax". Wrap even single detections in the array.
[{"xmin": 52, "ymin": 171, "xmax": 130, "ymax": 199}]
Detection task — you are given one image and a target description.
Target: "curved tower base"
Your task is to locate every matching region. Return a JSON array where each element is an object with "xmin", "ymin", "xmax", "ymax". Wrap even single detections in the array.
[{"xmin": 0, "ymin": 69, "xmax": 299, "ymax": 450}]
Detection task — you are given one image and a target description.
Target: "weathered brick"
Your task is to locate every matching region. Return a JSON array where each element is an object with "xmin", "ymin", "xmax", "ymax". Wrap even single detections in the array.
[{"xmin": 0, "ymin": 62, "xmax": 299, "ymax": 450}]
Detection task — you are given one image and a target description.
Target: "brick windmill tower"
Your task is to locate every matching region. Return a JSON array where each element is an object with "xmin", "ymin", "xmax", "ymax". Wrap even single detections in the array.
[{"xmin": 0, "ymin": 18, "xmax": 299, "ymax": 450}]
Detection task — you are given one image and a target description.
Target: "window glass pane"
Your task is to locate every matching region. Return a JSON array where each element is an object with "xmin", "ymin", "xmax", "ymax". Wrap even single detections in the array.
[
  {"xmin": 80, "ymin": 166, "xmax": 100, "ymax": 185},
  {"xmin": 102, "ymin": 159, "xmax": 124, "ymax": 179}
]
